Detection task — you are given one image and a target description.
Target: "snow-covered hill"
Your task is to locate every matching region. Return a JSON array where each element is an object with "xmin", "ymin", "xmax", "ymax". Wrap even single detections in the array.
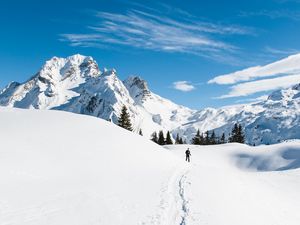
[
  {"xmin": 0, "ymin": 54, "xmax": 299, "ymax": 145},
  {"xmin": 0, "ymin": 107, "xmax": 185, "ymax": 225},
  {"xmin": 1, "ymin": 107, "xmax": 300, "ymax": 225}
]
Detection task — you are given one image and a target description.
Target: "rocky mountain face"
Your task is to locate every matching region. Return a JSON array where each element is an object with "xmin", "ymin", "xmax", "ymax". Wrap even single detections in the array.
[{"xmin": 0, "ymin": 54, "xmax": 299, "ymax": 145}]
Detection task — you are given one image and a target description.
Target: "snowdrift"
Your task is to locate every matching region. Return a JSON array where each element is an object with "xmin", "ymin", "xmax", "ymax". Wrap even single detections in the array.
[
  {"xmin": 235, "ymin": 142, "xmax": 300, "ymax": 171},
  {"xmin": 0, "ymin": 107, "xmax": 183, "ymax": 225},
  {"xmin": 166, "ymin": 143, "xmax": 300, "ymax": 225}
]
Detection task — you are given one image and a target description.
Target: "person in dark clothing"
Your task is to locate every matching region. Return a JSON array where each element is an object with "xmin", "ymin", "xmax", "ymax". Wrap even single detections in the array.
[{"xmin": 185, "ymin": 148, "xmax": 191, "ymax": 162}]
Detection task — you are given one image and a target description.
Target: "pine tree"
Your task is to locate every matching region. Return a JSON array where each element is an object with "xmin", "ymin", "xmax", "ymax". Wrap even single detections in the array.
[
  {"xmin": 192, "ymin": 129, "xmax": 201, "ymax": 145},
  {"xmin": 210, "ymin": 130, "xmax": 216, "ymax": 145},
  {"xmin": 229, "ymin": 123, "xmax": 245, "ymax": 143},
  {"xmin": 205, "ymin": 130, "xmax": 210, "ymax": 145},
  {"xmin": 179, "ymin": 137, "xmax": 184, "ymax": 144},
  {"xmin": 139, "ymin": 129, "xmax": 143, "ymax": 136},
  {"xmin": 158, "ymin": 130, "xmax": 165, "ymax": 145},
  {"xmin": 151, "ymin": 131, "xmax": 158, "ymax": 143},
  {"xmin": 199, "ymin": 132, "xmax": 205, "ymax": 145},
  {"xmin": 118, "ymin": 105, "xmax": 133, "ymax": 131},
  {"xmin": 220, "ymin": 133, "xmax": 226, "ymax": 144},
  {"xmin": 229, "ymin": 123, "xmax": 238, "ymax": 143},
  {"xmin": 165, "ymin": 131, "xmax": 173, "ymax": 145},
  {"xmin": 237, "ymin": 124, "xmax": 245, "ymax": 143},
  {"xmin": 175, "ymin": 133, "xmax": 180, "ymax": 144}
]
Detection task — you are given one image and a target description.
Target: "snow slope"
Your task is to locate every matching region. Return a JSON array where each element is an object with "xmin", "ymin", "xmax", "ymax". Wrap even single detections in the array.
[
  {"xmin": 0, "ymin": 107, "xmax": 186, "ymax": 225},
  {"xmin": 165, "ymin": 143, "xmax": 300, "ymax": 225},
  {"xmin": 1, "ymin": 107, "xmax": 300, "ymax": 225},
  {"xmin": 0, "ymin": 54, "xmax": 300, "ymax": 145}
]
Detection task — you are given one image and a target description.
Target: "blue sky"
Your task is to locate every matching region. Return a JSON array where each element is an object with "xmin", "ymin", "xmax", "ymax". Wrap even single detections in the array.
[{"xmin": 1, "ymin": 0, "xmax": 300, "ymax": 109}]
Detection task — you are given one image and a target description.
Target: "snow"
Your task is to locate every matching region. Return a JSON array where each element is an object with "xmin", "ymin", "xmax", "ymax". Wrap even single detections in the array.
[
  {"xmin": 1, "ymin": 107, "xmax": 300, "ymax": 224},
  {"xmin": 165, "ymin": 142, "xmax": 300, "ymax": 225},
  {"xmin": 0, "ymin": 107, "xmax": 184, "ymax": 225}
]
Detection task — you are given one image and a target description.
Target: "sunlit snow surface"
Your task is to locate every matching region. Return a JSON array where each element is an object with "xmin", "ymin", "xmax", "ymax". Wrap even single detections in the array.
[
  {"xmin": 166, "ymin": 143, "xmax": 300, "ymax": 225},
  {"xmin": 1, "ymin": 107, "xmax": 300, "ymax": 225}
]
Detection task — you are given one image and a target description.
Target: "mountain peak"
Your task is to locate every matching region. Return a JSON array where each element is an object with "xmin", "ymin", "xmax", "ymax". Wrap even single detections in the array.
[
  {"xmin": 123, "ymin": 76, "xmax": 151, "ymax": 102},
  {"xmin": 267, "ymin": 82, "xmax": 300, "ymax": 101},
  {"xmin": 102, "ymin": 68, "xmax": 117, "ymax": 77},
  {"xmin": 292, "ymin": 83, "xmax": 300, "ymax": 91},
  {"xmin": 67, "ymin": 53, "xmax": 88, "ymax": 61},
  {"xmin": 39, "ymin": 54, "xmax": 100, "ymax": 82}
]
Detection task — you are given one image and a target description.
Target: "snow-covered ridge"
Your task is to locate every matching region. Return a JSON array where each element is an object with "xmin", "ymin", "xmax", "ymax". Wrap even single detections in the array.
[{"xmin": 0, "ymin": 54, "xmax": 300, "ymax": 145}]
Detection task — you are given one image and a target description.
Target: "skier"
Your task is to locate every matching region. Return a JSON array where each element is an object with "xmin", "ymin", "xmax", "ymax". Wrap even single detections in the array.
[{"xmin": 185, "ymin": 148, "xmax": 191, "ymax": 162}]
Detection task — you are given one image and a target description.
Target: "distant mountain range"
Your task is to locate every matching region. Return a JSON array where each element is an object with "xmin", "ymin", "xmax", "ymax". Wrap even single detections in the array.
[{"xmin": 1, "ymin": 54, "xmax": 299, "ymax": 145}]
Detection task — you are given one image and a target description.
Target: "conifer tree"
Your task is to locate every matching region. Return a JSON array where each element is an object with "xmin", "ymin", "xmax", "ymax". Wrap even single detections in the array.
[
  {"xmin": 175, "ymin": 134, "xmax": 180, "ymax": 144},
  {"xmin": 158, "ymin": 130, "xmax": 165, "ymax": 145},
  {"xmin": 229, "ymin": 123, "xmax": 238, "ymax": 143},
  {"xmin": 139, "ymin": 129, "xmax": 143, "ymax": 136},
  {"xmin": 192, "ymin": 129, "xmax": 201, "ymax": 145},
  {"xmin": 220, "ymin": 133, "xmax": 226, "ymax": 144},
  {"xmin": 199, "ymin": 132, "xmax": 205, "ymax": 145},
  {"xmin": 237, "ymin": 124, "xmax": 245, "ymax": 143},
  {"xmin": 210, "ymin": 130, "xmax": 216, "ymax": 145},
  {"xmin": 205, "ymin": 130, "xmax": 210, "ymax": 145},
  {"xmin": 118, "ymin": 105, "xmax": 133, "ymax": 131},
  {"xmin": 165, "ymin": 131, "xmax": 173, "ymax": 145},
  {"xmin": 229, "ymin": 123, "xmax": 245, "ymax": 143},
  {"xmin": 151, "ymin": 131, "xmax": 158, "ymax": 143},
  {"xmin": 179, "ymin": 137, "xmax": 184, "ymax": 144}
]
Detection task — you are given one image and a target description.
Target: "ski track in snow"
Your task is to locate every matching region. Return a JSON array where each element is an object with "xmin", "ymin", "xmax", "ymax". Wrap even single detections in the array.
[
  {"xmin": 141, "ymin": 166, "xmax": 191, "ymax": 225},
  {"xmin": 178, "ymin": 172, "xmax": 190, "ymax": 225}
]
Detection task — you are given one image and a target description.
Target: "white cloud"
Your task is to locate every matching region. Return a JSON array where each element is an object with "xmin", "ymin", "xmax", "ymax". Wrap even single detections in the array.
[
  {"xmin": 208, "ymin": 53, "xmax": 300, "ymax": 84},
  {"xmin": 173, "ymin": 81, "xmax": 195, "ymax": 92},
  {"xmin": 60, "ymin": 7, "xmax": 252, "ymax": 63},
  {"xmin": 218, "ymin": 74, "xmax": 300, "ymax": 98}
]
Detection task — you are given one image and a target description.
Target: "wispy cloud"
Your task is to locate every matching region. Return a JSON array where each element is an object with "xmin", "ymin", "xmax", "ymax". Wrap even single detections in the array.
[
  {"xmin": 60, "ymin": 6, "xmax": 252, "ymax": 63},
  {"xmin": 208, "ymin": 53, "xmax": 300, "ymax": 85},
  {"xmin": 239, "ymin": 9, "xmax": 300, "ymax": 21},
  {"xmin": 264, "ymin": 46, "xmax": 300, "ymax": 55},
  {"xmin": 218, "ymin": 74, "xmax": 300, "ymax": 98},
  {"xmin": 172, "ymin": 81, "xmax": 195, "ymax": 92}
]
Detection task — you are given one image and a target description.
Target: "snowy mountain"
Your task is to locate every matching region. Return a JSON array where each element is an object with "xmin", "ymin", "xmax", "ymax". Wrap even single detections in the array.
[
  {"xmin": 175, "ymin": 83, "xmax": 300, "ymax": 145},
  {"xmin": 0, "ymin": 54, "xmax": 194, "ymax": 138},
  {"xmin": 0, "ymin": 54, "xmax": 299, "ymax": 145}
]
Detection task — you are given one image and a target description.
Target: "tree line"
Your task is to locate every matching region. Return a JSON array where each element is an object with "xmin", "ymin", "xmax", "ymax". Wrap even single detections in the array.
[
  {"xmin": 190, "ymin": 123, "xmax": 245, "ymax": 145},
  {"xmin": 117, "ymin": 105, "xmax": 245, "ymax": 145}
]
